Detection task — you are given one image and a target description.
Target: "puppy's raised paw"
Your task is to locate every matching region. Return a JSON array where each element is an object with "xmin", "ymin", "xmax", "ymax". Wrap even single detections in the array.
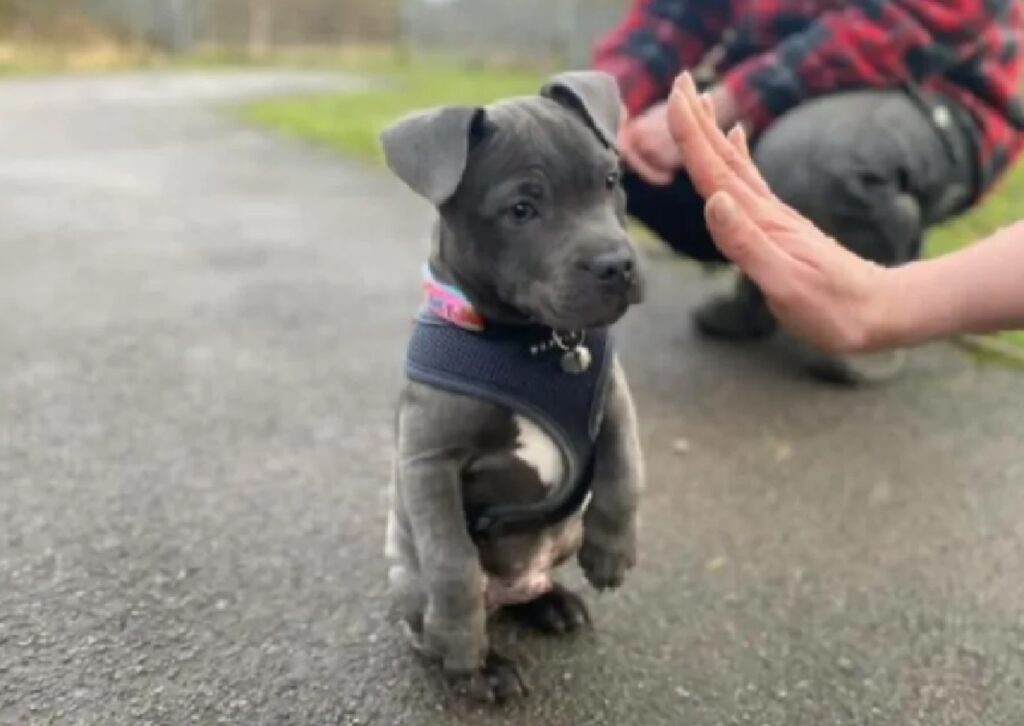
[
  {"xmin": 578, "ymin": 536, "xmax": 636, "ymax": 591},
  {"xmin": 446, "ymin": 650, "xmax": 529, "ymax": 704},
  {"xmin": 506, "ymin": 583, "xmax": 591, "ymax": 635}
]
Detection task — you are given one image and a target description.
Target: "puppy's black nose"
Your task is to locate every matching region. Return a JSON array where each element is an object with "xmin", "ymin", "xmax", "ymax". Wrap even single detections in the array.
[{"xmin": 583, "ymin": 250, "xmax": 636, "ymax": 286}]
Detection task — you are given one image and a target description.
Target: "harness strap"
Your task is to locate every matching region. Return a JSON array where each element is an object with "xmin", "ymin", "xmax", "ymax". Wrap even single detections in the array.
[{"xmin": 405, "ymin": 311, "xmax": 612, "ymax": 538}]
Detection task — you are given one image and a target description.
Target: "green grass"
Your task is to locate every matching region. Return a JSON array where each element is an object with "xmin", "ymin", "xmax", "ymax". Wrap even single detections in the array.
[
  {"xmin": 240, "ymin": 54, "xmax": 545, "ymax": 163},
  {"xmin": 928, "ymin": 163, "xmax": 1024, "ymax": 257},
  {"xmin": 241, "ymin": 55, "xmax": 1024, "ymax": 357}
]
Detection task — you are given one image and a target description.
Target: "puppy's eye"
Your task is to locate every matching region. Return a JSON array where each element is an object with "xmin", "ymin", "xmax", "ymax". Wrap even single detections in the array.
[
  {"xmin": 605, "ymin": 171, "xmax": 621, "ymax": 189},
  {"xmin": 507, "ymin": 201, "xmax": 538, "ymax": 224}
]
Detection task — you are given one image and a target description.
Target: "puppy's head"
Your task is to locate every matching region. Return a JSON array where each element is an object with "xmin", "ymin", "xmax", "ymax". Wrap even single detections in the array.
[{"xmin": 381, "ymin": 71, "xmax": 643, "ymax": 330}]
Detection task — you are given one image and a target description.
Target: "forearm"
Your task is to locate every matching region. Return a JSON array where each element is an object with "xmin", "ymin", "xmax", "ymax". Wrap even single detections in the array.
[
  {"xmin": 880, "ymin": 222, "xmax": 1024, "ymax": 347},
  {"xmin": 588, "ymin": 358, "xmax": 643, "ymax": 520},
  {"xmin": 579, "ymin": 358, "xmax": 642, "ymax": 591}
]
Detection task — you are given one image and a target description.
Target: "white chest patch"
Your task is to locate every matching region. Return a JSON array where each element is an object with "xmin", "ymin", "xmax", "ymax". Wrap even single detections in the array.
[{"xmin": 513, "ymin": 415, "xmax": 564, "ymax": 488}]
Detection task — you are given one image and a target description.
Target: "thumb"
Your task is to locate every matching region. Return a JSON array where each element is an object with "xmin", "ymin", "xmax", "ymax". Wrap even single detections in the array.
[{"xmin": 705, "ymin": 192, "xmax": 789, "ymax": 290}]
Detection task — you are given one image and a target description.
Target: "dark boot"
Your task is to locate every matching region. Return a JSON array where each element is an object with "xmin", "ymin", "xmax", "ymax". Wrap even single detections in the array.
[
  {"xmin": 693, "ymin": 275, "xmax": 777, "ymax": 340},
  {"xmin": 696, "ymin": 274, "xmax": 907, "ymax": 385},
  {"xmin": 803, "ymin": 347, "xmax": 907, "ymax": 386}
]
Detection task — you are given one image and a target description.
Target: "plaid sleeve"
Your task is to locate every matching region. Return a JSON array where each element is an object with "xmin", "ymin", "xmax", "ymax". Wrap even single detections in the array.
[
  {"xmin": 721, "ymin": 0, "xmax": 1005, "ymax": 135},
  {"xmin": 592, "ymin": 0, "xmax": 730, "ymax": 117}
]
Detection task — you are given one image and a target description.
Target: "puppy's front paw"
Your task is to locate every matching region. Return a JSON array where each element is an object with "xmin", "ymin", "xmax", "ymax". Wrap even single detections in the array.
[
  {"xmin": 578, "ymin": 530, "xmax": 637, "ymax": 591},
  {"xmin": 446, "ymin": 650, "xmax": 529, "ymax": 704}
]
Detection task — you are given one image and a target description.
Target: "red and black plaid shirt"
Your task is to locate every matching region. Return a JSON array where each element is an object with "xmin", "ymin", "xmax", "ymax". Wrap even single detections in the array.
[{"xmin": 594, "ymin": 0, "xmax": 1024, "ymax": 195}]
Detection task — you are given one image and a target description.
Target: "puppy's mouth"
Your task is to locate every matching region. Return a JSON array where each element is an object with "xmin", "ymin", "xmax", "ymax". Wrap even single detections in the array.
[{"xmin": 527, "ymin": 280, "xmax": 643, "ymax": 331}]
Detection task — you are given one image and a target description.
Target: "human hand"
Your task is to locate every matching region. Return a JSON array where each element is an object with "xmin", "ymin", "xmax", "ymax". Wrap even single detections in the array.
[
  {"xmin": 618, "ymin": 85, "xmax": 742, "ymax": 186},
  {"xmin": 617, "ymin": 102, "xmax": 678, "ymax": 185},
  {"xmin": 665, "ymin": 72, "xmax": 896, "ymax": 354}
]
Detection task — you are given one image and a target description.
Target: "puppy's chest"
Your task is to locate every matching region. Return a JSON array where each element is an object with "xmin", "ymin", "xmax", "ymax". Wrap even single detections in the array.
[
  {"xmin": 463, "ymin": 414, "xmax": 566, "ymax": 508},
  {"xmin": 406, "ymin": 316, "xmax": 611, "ymax": 494},
  {"xmin": 466, "ymin": 416, "xmax": 583, "ymax": 608},
  {"xmin": 510, "ymin": 415, "xmax": 564, "ymax": 488}
]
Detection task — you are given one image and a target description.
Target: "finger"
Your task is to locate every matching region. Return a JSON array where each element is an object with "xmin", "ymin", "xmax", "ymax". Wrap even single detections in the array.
[
  {"xmin": 621, "ymin": 116, "xmax": 678, "ymax": 183},
  {"xmin": 725, "ymin": 124, "xmax": 783, "ymax": 203},
  {"xmin": 696, "ymin": 92, "xmax": 815, "ymax": 235},
  {"xmin": 621, "ymin": 133, "xmax": 674, "ymax": 185},
  {"xmin": 635, "ymin": 138, "xmax": 679, "ymax": 179},
  {"xmin": 674, "ymin": 77, "xmax": 814, "ymax": 234},
  {"xmin": 725, "ymin": 124, "xmax": 816, "ymax": 230},
  {"xmin": 636, "ymin": 160, "xmax": 674, "ymax": 186},
  {"xmin": 684, "ymin": 83, "xmax": 774, "ymax": 202},
  {"xmin": 705, "ymin": 192, "xmax": 794, "ymax": 299},
  {"xmin": 623, "ymin": 147, "xmax": 673, "ymax": 186},
  {"xmin": 727, "ymin": 125, "xmax": 750, "ymax": 161},
  {"xmin": 685, "ymin": 79, "xmax": 779, "ymax": 207},
  {"xmin": 723, "ymin": 126, "xmax": 820, "ymax": 235},
  {"xmin": 667, "ymin": 80, "xmax": 819, "ymax": 245},
  {"xmin": 701, "ymin": 94, "xmax": 716, "ymax": 122},
  {"xmin": 667, "ymin": 74, "xmax": 764, "ymax": 209}
]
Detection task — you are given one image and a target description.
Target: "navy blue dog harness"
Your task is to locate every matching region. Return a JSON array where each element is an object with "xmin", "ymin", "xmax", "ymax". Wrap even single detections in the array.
[{"xmin": 406, "ymin": 305, "xmax": 613, "ymax": 540}]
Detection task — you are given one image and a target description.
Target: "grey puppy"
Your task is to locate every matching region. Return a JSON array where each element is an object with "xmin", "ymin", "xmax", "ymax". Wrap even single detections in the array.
[{"xmin": 380, "ymin": 71, "xmax": 645, "ymax": 703}]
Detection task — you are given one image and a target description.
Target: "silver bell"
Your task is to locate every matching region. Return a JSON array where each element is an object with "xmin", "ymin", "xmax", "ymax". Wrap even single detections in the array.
[{"xmin": 560, "ymin": 345, "xmax": 592, "ymax": 374}]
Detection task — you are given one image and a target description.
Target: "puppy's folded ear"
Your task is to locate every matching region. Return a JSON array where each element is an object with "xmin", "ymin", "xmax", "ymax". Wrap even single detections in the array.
[
  {"xmin": 540, "ymin": 71, "xmax": 622, "ymax": 148},
  {"xmin": 379, "ymin": 106, "xmax": 488, "ymax": 205}
]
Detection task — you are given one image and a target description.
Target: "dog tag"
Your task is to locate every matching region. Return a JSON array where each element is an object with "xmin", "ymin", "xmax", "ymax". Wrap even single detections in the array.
[{"xmin": 560, "ymin": 345, "xmax": 592, "ymax": 375}]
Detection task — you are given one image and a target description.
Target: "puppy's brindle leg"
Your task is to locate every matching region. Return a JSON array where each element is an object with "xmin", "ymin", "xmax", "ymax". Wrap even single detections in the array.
[
  {"xmin": 395, "ymin": 384, "xmax": 527, "ymax": 701},
  {"xmin": 579, "ymin": 356, "xmax": 643, "ymax": 589}
]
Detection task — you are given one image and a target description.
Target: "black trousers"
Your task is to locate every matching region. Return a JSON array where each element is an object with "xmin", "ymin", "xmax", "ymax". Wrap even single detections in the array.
[{"xmin": 625, "ymin": 89, "xmax": 978, "ymax": 267}]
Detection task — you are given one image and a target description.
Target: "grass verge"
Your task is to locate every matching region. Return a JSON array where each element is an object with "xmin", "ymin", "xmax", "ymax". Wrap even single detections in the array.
[
  {"xmin": 241, "ymin": 54, "xmax": 1024, "ymax": 358},
  {"xmin": 239, "ymin": 53, "xmax": 545, "ymax": 163}
]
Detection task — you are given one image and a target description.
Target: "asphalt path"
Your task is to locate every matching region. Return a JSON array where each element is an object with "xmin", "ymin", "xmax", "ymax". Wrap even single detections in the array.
[{"xmin": 2, "ymin": 70, "xmax": 1022, "ymax": 726}]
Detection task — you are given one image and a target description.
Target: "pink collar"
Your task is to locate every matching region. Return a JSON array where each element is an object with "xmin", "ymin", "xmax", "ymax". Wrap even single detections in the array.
[{"xmin": 421, "ymin": 264, "xmax": 485, "ymax": 331}]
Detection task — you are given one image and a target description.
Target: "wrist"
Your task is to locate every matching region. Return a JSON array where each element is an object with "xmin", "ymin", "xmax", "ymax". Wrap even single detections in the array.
[
  {"xmin": 868, "ymin": 261, "xmax": 953, "ymax": 351},
  {"xmin": 863, "ymin": 266, "xmax": 910, "ymax": 351}
]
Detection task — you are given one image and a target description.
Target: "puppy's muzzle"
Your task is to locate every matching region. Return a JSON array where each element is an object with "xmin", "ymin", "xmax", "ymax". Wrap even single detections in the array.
[
  {"xmin": 579, "ymin": 248, "xmax": 643, "ymax": 304},
  {"xmin": 582, "ymin": 249, "xmax": 635, "ymax": 285}
]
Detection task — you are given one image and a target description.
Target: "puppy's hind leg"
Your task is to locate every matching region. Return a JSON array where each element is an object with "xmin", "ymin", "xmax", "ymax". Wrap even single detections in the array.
[
  {"xmin": 387, "ymin": 510, "xmax": 530, "ymax": 703},
  {"xmin": 385, "ymin": 509, "xmax": 428, "ymax": 646}
]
